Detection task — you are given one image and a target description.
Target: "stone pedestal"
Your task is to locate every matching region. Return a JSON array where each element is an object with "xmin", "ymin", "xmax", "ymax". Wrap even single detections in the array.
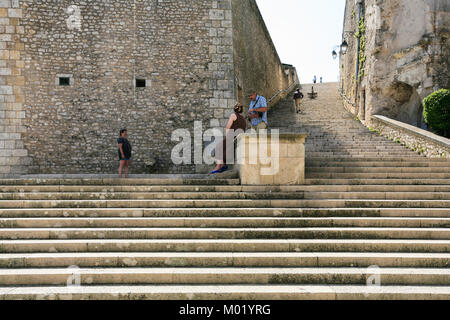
[{"xmin": 236, "ymin": 133, "xmax": 307, "ymax": 185}]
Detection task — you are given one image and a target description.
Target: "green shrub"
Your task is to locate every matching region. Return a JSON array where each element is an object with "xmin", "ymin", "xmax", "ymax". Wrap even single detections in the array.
[{"xmin": 423, "ymin": 89, "xmax": 450, "ymax": 137}]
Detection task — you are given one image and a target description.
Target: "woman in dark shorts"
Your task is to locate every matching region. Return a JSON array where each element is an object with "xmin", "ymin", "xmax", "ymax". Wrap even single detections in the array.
[
  {"xmin": 211, "ymin": 103, "xmax": 247, "ymax": 174},
  {"xmin": 117, "ymin": 129, "xmax": 132, "ymax": 178}
]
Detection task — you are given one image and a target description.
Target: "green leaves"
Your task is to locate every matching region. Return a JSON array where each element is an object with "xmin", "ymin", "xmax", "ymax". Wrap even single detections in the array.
[{"xmin": 423, "ymin": 89, "xmax": 450, "ymax": 137}]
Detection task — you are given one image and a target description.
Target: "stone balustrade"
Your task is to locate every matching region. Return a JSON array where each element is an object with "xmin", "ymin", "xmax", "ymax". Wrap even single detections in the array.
[
  {"xmin": 236, "ymin": 132, "xmax": 307, "ymax": 185},
  {"xmin": 369, "ymin": 115, "xmax": 450, "ymax": 159}
]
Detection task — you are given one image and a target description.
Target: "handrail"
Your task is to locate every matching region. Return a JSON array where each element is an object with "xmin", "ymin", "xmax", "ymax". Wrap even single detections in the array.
[
  {"xmin": 338, "ymin": 87, "xmax": 356, "ymax": 107},
  {"xmin": 268, "ymin": 80, "xmax": 299, "ymax": 104}
]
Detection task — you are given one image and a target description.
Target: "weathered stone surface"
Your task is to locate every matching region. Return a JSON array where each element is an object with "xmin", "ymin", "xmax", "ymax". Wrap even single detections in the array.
[
  {"xmin": 0, "ymin": 0, "xmax": 28, "ymax": 177},
  {"xmin": 237, "ymin": 133, "xmax": 307, "ymax": 185},
  {"xmin": 0, "ymin": 0, "xmax": 296, "ymax": 176},
  {"xmin": 341, "ymin": 0, "xmax": 449, "ymax": 127},
  {"xmin": 369, "ymin": 115, "xmax": 450, "ymax": 159}
]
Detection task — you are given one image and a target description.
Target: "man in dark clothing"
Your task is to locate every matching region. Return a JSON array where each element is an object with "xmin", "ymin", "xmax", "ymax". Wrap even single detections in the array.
[
  {"xmin": 117, "ymin": 129, "xmax": 132, "ymax": 178},
  {"xmin": 293, "ymin": 89, "xmax": 304, "ymax": 114}
]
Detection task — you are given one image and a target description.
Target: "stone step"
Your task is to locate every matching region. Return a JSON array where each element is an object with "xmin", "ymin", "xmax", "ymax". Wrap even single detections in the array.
[
  {"xmin": 307, "ymin": 155, "xmax": 422, "ymax": 160},
  {"xmin": 301, "ymin": 185, "xmax": 450, "ymax": 192},
  {"xmin": 0, "ymin": 227, "xmax": 448, "ymax": 240},
  {"xmin": 0, "ymin": 192, "xmax": 302, "ymax": 201},
  {"xmin": 306, "ymin": 161, "xmax": 450, "ymax": 168},
  {"xmin": 1, "ymin": 207, "xmax": 448, "ymax": 218},
  {"xmin": 2, "ymin": 239, "xmax": 449, "ymax": 253},
  {"xmin": 1, "ymin": 284, "xmax": 449, "ymax": 300},
  {"xmin": 1, "ymin": 199, "xmax": 449, "ymax": 209},
  {"xmin": 1, "ymin": 252, "xmax": 449, "ymax": 268},
  {"xmin": 307, "ymin": 167, "xmax": 450, "ymax": 173},
  {"xmin": 307, "ymin": 153, "xmax": 421, "ymax": 157},
  {"xmin": 1, "ymin": 191, "xmax": 449, "ymax": 201},
  {"xmin": 0, "ymin": 178, "xmax": 240, "ymax": 186},
  {"xmin": 1, "ymin": 217, "xmax": 448, "ymax": 228},
  {"xmin": 304, "ymin": 192, "xmax": 450, "ymax": 200},
  {"xmin": 306, "ymin": 157, "xmax": 447, "ymax": 162},
  {"xmin": 0, "ymin": 267, "xmax": 449, "ymax": 286},
  {"xmin": 3, "ymin": 184, "xmax": 450, "ymax": 193},
  {"xmin": 305, "ymin": 147, "xmax": 415, "ymax": 152},
  {"xmin": 307, "ymin": 173, "xmax": 450, "ymax": 179},
  {"xmin": 306, "ymin": 179, "xmax": 450, "ymax": 185}
]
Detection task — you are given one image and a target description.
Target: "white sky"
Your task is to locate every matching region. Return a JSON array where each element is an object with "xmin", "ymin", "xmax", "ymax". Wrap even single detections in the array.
[{"xmin": 256, "ymin": 0, "xmax": 346, "ymax": 83}]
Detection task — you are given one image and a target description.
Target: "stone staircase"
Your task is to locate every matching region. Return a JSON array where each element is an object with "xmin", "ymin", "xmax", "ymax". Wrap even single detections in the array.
[{"xmin": 0, "ymin": 83, "xmax": 449, "ymax": 300}]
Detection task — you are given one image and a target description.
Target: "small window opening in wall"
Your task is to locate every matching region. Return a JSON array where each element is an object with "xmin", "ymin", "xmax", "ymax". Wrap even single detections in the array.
[
  {"xmin": 59, "ymin": 77, "xmax": 71, "ymax": 86},
  {"xmin": 136, "ymin": 79, "xmax": 146, "ymax": 88}
]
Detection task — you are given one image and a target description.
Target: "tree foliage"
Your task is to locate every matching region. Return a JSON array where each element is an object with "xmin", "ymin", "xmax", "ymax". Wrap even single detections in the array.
[{"xmin": 423, "ymin": 89, "xmax": 450, "ymax": 138}]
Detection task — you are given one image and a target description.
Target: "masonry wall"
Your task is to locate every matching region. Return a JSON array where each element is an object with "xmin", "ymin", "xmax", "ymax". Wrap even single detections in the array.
[
  {"xmin": 14, "ymin": 0, "xmax": 237, "ymax": 175},
  {"xmin": 1, "ymin": 0, "xmax": 294, "ymax": 176},
  {"xmin": 341, "ymin": 0, "xmax": 449, "ymax": 128},
  {"xmin": 231, "ymin": 0, "xmax": 295, "ymax": 111},
  {"xmin": 0, "ymin": 0, "xmax": 30, "ymax": 178}
]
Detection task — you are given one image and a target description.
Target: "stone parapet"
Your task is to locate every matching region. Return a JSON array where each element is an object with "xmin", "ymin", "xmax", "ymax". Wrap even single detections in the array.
[
  {"xmin": 369, "ymin": 115, "xmax": 450, "ymax": 159},
  {"xmin": 236, "ymin": 132, "xmax": 307, "ymax": 185}
]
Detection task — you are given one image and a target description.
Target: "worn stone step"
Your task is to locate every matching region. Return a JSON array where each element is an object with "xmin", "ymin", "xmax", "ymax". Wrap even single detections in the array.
[
  {"xmin": 1, "ymin": 267, "xmax": 449, "ymax": 286},
  {"xmin": 0, "ymin": 192, "xmax": 302, "ymax": 201},
  {"xmin": 304, "ymin": 192, "xmax": 450, "ymax": 200},
  {"xmin": 306, "ymin": 157, "xmax": 443, "ymax": 162},
  {"xmin": 307, "ymin": 167, "xmax": 450, "ymax": 173},
  {"xmin": 1, "ymin": 208, "xmax": 449, "ymax": 218},
  {"xmin": 307, "ymin": 172, "xmax": 450, "ymax": 179},
  {"xmin": 0, "ymin": 178, "xmax": 240, "ymax": 186},
  {"xmin": 2, "ymin": 239, "xmax": 449, "ymax": 253},
  {"xmin": 306, "ymin": 178, "xmax": 450, "ymax": 185},
  {"xmin": 1, "ymin": 284, "xmax": 449, "ymax": 300},
  {"xmin": 1, "ymin": 217, "xmax": 448, "ymax": 229},
  {"xmin": 306, "ymin": 161, "xmax": 450, "ymax": 168},
  {"xmin": 307, "ymin": 153, "xmax": 420, "ymax": 157},
  {"xmin": 301, "ymin": 185, "xmax": 450, "ymax": 192},
  {"xmin": 2, "ymin": 191, "xmax": 449, "ymax": 201},
  {"xmin": 1, "ymin": 199, "xmax": 449, "ymax": 209},
  {"xmin": 0, "ymin": 227, "xmax": 448, "ymax": 240},
  {"xmin": 1, "ymin": 252, "xmax": 449, "ymax": 268},
  {"xmin": 3, "ymin": 184, "xmax": 450, "ymax": 193}
]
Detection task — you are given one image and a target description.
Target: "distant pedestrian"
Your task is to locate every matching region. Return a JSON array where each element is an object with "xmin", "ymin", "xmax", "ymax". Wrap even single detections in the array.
[
  {"xmin": 313, "ymin": 75, "xmax": 317, "ymax": 84},
  {"xmin": 293, "ymin": 89, "xmax": 304, "ymax": 114},
  {"xmin": 117, "ymin": 129, "xmax": 132, "ymax": 178},
  {"xmin": 248, "ymin": 90, "xmax": 268, "ymax": 131},
  {"xmin": 320, "ymin": 76, "xmax": 323, "ymax": 84}
]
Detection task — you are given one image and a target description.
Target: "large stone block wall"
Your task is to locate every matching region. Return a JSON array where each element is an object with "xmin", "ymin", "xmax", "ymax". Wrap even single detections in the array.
[
  {"xmin": 231, "ymin": 0, "xmax": 295, "ymax": 112},
  {"xmin": 0, "ymin": 0, "xmax": 30, "ymax": 177},
  {"xmin": 1, "ymin": 0, "xmax": 294, "ymax": 176},
  {"xmin": 341, "ymin": 0, "xmax": 449, "ymax": 128},
  {"xmin": 17, "ymin": 0, "xmax": 235, "ymax": 174}
]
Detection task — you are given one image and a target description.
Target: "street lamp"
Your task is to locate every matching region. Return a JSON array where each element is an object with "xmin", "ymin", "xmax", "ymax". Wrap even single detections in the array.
[
  {"xmin": 332, "ymin": 39, "xmax": 350, "ymax": 59},
  {"xmin": 340, "ymin": 40, "xmax": 348, "ymax": 55},
  {"xmin": 332, "ymin": 49, "xmax": 338, "ymax": 60}
]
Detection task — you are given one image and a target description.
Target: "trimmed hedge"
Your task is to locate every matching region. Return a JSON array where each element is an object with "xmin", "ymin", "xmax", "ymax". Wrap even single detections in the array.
[{"xmin": 423, "ymin": 89, "xmax": 450, "ymax": 137}]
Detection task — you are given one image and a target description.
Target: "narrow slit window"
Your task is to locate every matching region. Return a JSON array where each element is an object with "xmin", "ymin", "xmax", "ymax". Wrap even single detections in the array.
[
  {"xmin": 59, "ymin": 77, "xmax": 71, "ymax": 86},
  {"xmin": 136, "ymin": 79, "xmax": 146, "ymax": 88}
]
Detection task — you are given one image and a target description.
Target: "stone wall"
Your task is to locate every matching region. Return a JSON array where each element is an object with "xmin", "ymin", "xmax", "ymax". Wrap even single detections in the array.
[
  {"xmin": 369, "ymin": 115, "xmax": 450, "ymax": 159},
  {"xmin": 17, "ymin": 0, "xmax": 236, "ymax": 175},
  {"xmin": 341, "ymin": 0, "xmax": 449, "ymax": 127},
  {"xmin": 0, "ymin": 0, "xmax": 30, "ymax": 178},
  {"xmin": 1, "ymin": 0, "xmax": 295, "ymax": 176},
  {"xmin": 231, "ymin": 0, "xmax": 297, "ymax": 112}
]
